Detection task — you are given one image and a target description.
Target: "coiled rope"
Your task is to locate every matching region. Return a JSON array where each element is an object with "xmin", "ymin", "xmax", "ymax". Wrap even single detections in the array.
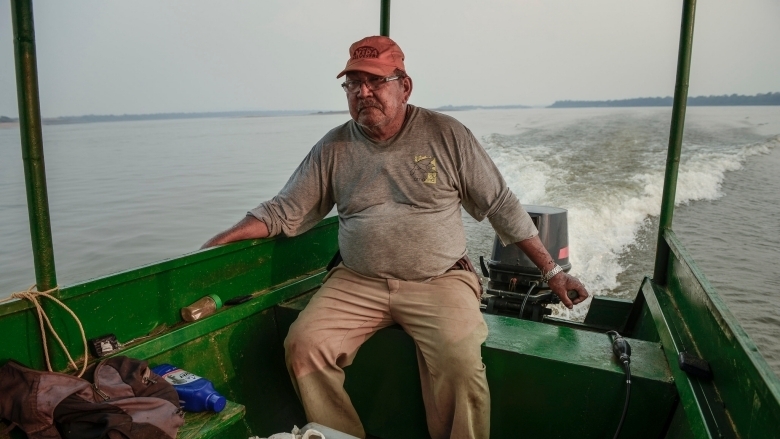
[{"xmin": 0, "ymin": 285, "xmax": 88, "ymax": 377}]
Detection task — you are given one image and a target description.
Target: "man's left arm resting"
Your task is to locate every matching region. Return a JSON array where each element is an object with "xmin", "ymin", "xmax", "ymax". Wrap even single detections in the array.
[
  {"xmin": 515, "ymin": 235, "xmax": 589, "ymax": 309},
  {"xmin": 201, "ymin": 215, "xmax": 270, "ymax": 249}
]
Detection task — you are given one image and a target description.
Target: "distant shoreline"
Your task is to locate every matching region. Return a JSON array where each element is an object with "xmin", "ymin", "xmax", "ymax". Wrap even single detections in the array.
[
  {"xmin": 0, "ymin": 111, "xmax": 314, "ymax": 127},
  {"xmin": 549, "ymin": 92, "xmax": 780, "ymax": 108},
  {"xmin": 1, "ymin": 92, "xmax": 777, "ymax": 126}
]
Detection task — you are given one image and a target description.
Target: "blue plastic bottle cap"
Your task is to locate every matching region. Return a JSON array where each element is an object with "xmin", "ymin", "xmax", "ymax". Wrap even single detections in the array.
[{"xmin": 208, "ymin": 393, "xmax": 227, "ymax": 412}]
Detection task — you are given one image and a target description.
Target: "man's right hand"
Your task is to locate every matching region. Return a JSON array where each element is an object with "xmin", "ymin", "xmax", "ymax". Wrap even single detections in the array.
[
  {"xmin": 201, "ymin": 216, "xmax": 270, "ymax": 249},
  {"xmin": 548, "ymin": 271, "xmax": 589, "ymax": 309}
]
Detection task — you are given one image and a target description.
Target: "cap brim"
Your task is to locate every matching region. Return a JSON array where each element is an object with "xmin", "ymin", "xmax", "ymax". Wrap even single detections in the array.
[{"xmin": 336, "ymin": 60, "xmax": 399, "ymax": 78}]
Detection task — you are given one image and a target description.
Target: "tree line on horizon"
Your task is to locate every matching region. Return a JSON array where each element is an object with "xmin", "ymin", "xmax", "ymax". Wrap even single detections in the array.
[
  {"xmin": 549, "ymin": 92, "xmax": 780, "ymax": 108},
  {"xmin": 1, "ymin": 92, "xmax": 778, "ymax": 123},
  {"xmin": 0, "ymin": 110, "xmax": 310, "ymax": 125}
]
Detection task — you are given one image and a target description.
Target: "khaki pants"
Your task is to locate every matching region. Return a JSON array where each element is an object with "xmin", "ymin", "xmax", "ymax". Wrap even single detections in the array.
[{"xmin": 284, "ymin": 264, "xmax": 490, "ymax": 439}]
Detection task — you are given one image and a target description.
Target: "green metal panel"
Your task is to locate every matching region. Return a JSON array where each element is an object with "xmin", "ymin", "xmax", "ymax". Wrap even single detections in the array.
[
  {"xmin": 660, "ymin": 230, "xmax": 780, "ymax": 439},
  {"xmin": 643, "ymin": 228, "xmax": 780, "ymax": 438},
  {"xmin": 11, "ymin": 0, "xmax": 57, "ymax": 290},
  {"xmin": 641, "ymin": 278, "xmax": 715, "ymax": 438},
  {"xmin": 0, "ymin": 219, "xmax": 336, "ymax": 437},
  {"xmin": 626, "ymin": 291, "xmax": 661, "ymax": 344},
  {"xmin": 582, "ymin": 295, "xmax": 633, "ymax": 330},
  {"xmin": 178, "ymin": 401, "xmax": 246, "ymax": 439},
  {"xmin": 654, "ymin": 0, "xmax": 697, "ymax": 285},
  {"xmin": 483, "ymin": 315, "xmax": 676, "ymax": 439},
  {"xmin": 346, "ymin": 325, "xmax": 429, "ymax": 438},
  {"xmin": 144, "ymin": 308, "xmax": 306, "ymax": 438},
  {"xmin": 277, "ymin": 293, "xmax": 430, "ymax": 438},
  {"xmin": 0, "ymin": 290, "xmax": 310, "ymax": 439},
  {"xmin": 0, "ymin": 217, "xmax": 338, "ymax": 372},
  {"xmin": 117, "ymin": 272, "xmax": 325, "ymax": 362},
  {"xmin": 665, "ymin": 402, "xmax": 696, "ymax": 439},
  {"xmin": 277, "ymin": 293, "xmax": 677, "ymax": 439}
]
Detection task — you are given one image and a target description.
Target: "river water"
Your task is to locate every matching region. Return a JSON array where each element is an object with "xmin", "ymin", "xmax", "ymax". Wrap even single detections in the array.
[{"xmin": 1, "ymin": 106, "xmax": 778, "ymax": 376}]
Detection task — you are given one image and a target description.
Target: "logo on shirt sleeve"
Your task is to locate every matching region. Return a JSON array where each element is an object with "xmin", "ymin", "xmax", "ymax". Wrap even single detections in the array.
[{"xmin": 411, "ymin": 156, "xmax": 437, "ymax": 184}]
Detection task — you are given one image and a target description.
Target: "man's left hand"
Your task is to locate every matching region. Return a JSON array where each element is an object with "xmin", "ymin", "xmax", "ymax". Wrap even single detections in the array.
[{"xmin": 548, "ymin": 272, "xmax": 589, "ymax": 309}]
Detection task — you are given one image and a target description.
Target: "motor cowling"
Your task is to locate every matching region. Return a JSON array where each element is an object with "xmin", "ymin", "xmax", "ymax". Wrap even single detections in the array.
[
  {"xmin": 480, "ymin": 205, "xmax": 571, "ymax": 321},
  {"xmin": 485, "ymin": 205, "xmax": 570, "ymax": 289}
]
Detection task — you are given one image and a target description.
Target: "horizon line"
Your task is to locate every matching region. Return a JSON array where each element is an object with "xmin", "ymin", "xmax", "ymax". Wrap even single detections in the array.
[{"xmin": 1, "ymin": 91, "xmax": 778, "ymax": 122}]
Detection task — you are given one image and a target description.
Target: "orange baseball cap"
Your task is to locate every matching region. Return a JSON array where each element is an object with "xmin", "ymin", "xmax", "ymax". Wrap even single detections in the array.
[{"xmin": 336, "ymin": 36, "xmax": 406, "ymax": 79}]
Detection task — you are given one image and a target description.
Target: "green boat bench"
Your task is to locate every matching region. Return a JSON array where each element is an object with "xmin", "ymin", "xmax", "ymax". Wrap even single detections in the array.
[
  {"xmin": 275, "ymin": 290, "xmax": 678, "ymax": 439},
  {"xmin": 177, "ymin": 400, "xmax": 246, "ymax": 439}
]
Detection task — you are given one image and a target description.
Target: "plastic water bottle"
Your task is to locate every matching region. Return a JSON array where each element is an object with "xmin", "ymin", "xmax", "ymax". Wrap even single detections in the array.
[{"xmin": 151, "ymin": 364, "xmax": 227, "ymax": 412}]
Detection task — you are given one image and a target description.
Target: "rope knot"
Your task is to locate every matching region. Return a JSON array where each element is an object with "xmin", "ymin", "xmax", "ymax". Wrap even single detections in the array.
[{"xmin": 1, "ymin": 284, "xmax": 87, "ymax": 377}]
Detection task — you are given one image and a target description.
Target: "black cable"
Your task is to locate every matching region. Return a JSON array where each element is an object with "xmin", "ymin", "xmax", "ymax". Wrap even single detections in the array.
[
  {"xmin": 613, "ymin": 362, "xmax": 631, "ymax": 439},
  {"xmin": 606, "ymin": 331, "xmax": 632, "ymax": 439},
  {"xmin": 518, "ymin": 282, "xmax": 537, "ymax": 319}
]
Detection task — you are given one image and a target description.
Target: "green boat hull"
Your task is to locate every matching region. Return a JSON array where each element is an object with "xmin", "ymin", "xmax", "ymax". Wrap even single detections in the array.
[{"xmin": 2, "ymin": 217, "xmax": 778, "ymax": 438}]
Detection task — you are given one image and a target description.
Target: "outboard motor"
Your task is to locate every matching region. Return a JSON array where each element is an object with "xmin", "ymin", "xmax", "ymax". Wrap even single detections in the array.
[{"xmin": 479, "ymin": 205, "xmax": 572, "ymax": 322}]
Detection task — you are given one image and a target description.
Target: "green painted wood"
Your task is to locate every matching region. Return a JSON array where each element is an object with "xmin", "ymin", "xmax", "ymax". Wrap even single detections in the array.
[
  {"xmin": 641, "ymin": 278, "xmax": 712, "ymax": 439},
  {"xmin": 624, "ymin": 289, "xmax": 661, "ymax": 343},
  {"xmin": 484, "ymin": 315, "xmax": 677, "ymax": 439},
  {"xmin": 277, "ymin": 292, "xmax": 678, "ymax": 439},
  {"xmin": 665, "ymin": 402, "xmax": 696, "ymax": 439},
  {"xmin": 11, "ymin": 0, "xmax": 57, "ymax": 290},
  {"xmin": 0, "ymin": 309, "xmax": 299, "ymax": 439},
  {"xmin": 179, "ymin": 401, "xmax": 245, "ymax": 439},
  {"xmin": 640, "ymin": 229, "xmax": 780, "ymax": 438},
  {"xmin": 0, "ymin": 217, "xmax": 338, "ymax": 371},
  {"xmin": 662, "ymin": 230, "xmax": 780, "ymax": 439},
  {"xmin": 583, "ymin": 295, "xmax": 633, "ymax": 330},
  {"xmin": 3, "ymin": 215, "xmax": 778, "ymax": 439},
  {"xmin": 117, "ymin": 272, "xmax": 325, "ymax": 363},
  {"xmin": 0, "ymin": 220, "xmax": 332, "ymax": 439},
  {"xmin": 144, "ymin": 307, "xmax": 306, "ymax": 439},
  {"xmin": 380, "ymin": 0, "xmax": 391, "ymax": 37},
  {"xmin": 276, "ymin": 291, "xmax": 429, "ymax": 438},
  {"xmin": 654, "ymin": 0, "xmax": 697, "ymax": 284}
]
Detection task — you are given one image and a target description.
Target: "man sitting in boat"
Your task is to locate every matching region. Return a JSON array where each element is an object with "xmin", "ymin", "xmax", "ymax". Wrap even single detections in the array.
[{"xmin": 203, "ymin": 36, "xmax": 589, "ymax": 439}]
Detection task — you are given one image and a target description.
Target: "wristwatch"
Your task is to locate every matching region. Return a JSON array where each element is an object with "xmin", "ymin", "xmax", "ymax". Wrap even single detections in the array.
[{"xmin": 541, "ymin": 264, "xmax": 563, "ymax": 283}]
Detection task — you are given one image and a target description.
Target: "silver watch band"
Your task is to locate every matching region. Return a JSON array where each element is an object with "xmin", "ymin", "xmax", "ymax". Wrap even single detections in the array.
[{"xmin": 541, "ymin": 264, "xmax": 563, "ymax": 283}]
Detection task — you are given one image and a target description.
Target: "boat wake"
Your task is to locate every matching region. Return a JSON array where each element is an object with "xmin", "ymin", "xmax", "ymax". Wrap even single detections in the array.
[{"xmin": 474, "ymin": 110, "xmax": 779, "ymax": 321}]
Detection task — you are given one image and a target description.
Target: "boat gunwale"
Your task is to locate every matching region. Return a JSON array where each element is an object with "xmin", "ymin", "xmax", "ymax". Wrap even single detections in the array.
[
  {"xmin": 664, "ymin": 228, "xmax": 780, "ymax": 396},
  {"xmin": 641, "ymin": 228, "xmax": 780, "ymax": 438},
  {"xmin": 0, "ymin": 216, "xmax": 339, "ymax": 319}
]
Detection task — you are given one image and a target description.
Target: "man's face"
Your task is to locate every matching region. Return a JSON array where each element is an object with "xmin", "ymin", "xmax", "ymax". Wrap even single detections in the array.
[{"xmin": 345, "ymin": 71, "xmax": 412, "ymax": 134}]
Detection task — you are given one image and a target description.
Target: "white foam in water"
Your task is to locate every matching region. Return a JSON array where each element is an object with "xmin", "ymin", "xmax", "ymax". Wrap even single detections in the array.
[{"xmin": 452, "ymin": 108, "xmax": 780, "ymax": 321}]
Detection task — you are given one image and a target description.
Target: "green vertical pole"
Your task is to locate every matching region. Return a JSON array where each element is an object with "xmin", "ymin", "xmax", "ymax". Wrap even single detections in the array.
[
  {"xmin": 380, "ymin": 0, "xmax": 390, "ymax": 37},
  {"xmin": 12, "ymin": 0, "xmax": 58, "ymax": 291},
  {"xmin": 653, "ymin": 0, "xmax": 697, "ymax": 285}
]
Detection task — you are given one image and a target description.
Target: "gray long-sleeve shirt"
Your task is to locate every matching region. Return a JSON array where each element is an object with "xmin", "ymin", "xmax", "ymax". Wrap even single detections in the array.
[{"xmin": 249, "ymin": 105, "xmax": 537, "ymax": 281}]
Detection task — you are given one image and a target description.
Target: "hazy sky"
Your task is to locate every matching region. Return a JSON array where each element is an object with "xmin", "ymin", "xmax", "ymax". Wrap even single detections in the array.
[{"xmin": 1, "ymin": 0, "xmax": 779, "ymax": 117}]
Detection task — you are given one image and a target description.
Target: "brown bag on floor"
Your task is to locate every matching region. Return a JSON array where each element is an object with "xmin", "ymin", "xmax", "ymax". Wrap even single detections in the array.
[{"xmin": 0, "ymin": 356, "xmax": 184, "ymax": 439}]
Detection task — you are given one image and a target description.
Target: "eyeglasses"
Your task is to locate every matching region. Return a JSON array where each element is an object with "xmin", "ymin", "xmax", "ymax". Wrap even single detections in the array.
[{"xmin": 341, "ymin": 75, "xmax": 403, "ymax": 93}]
